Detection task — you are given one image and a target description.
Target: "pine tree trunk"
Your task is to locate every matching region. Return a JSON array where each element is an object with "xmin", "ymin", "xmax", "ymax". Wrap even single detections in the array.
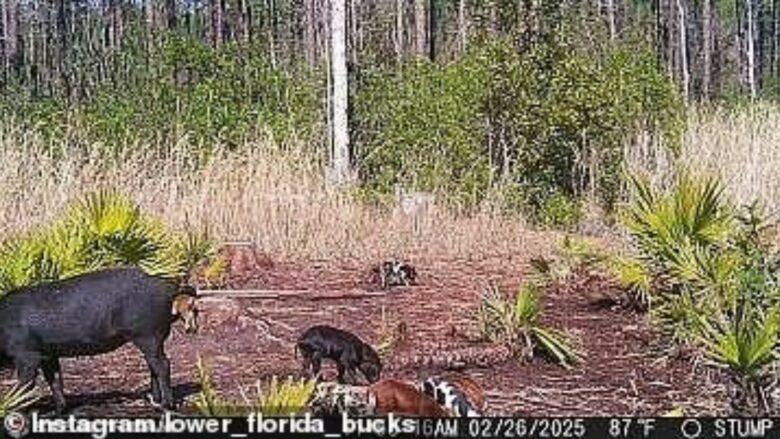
[
  {"xmin": 267, "ymin": 0, "xmax": 277, "ymax": 67},
  {"xmin": 428, "ymin": 0, "xmax": 436, "ymax": 60},
  {"xmin": 167, "ymin": 0, "xmax": 177, "ymax": 30},
  {"xmin": 457, "ymin": 0, "xmax": 467, "ymax": 53},
  {"xmin": 395, "ymin": 0, "xmax": 404, "ymax": 61},
  {"xmin": 746, "ymin": 0, "xmax": 757, "ymax": 99},
  {"xmin": 676, "ymin": 0, "xmax": 689, "ymax": 100},
  {"xmin": 608, "ymin": 0, "xmax": 617, "ymax": 40},
  {"xmin": 349, "ymin": 0, "xmax": 358, "ymax": 67},
  {"xmin": 414, "ymin": 0, "xmax": 426, "ymax": 57},
  {"xmin": 331, "ymin": 0, "xmax": 350, "ymax": 185},
  {"xmin": 146, "ymin": 0, "xmax": 156, "ymax": 50},
  {"xmin": 702, "ymin": 0, "xmax": 713, "ymax": 99},
  {"xmin": 211, "ymin": 0, "xmax": 224, "ymax": 48},
  {"xmin": 774, "ymin": 0, "xmax": 780, "ymax": 75},
  {"xmin": 3, "ymin": 0, "xmax": 19, "ymax": 74},
  {"xmin": 304, "ymin": 0, "xmax": 317, "ymax": 64}
]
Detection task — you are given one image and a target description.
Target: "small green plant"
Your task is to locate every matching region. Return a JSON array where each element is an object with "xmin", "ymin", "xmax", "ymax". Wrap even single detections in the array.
[
  {"xmin": 241, "ymin": 376, "xmax": 317, "ymax": 416},
  {"xmin": 528, "ymin": 235, "xmax": 608, "ymax": 287},
  {"xmin": 609, "ymin": 256, "xmax": 653, "ymax": 310},
  {"xmin": 475, "ymin": 284, "xmax": 582, "ymax": 368},
  {"xmin": 537, "ymin": 193, "xmax": 583, "ymax": 229},
  {"xmin": 201, "ymin": 254, "xmax": 229, "ymax": 288},
  {"xmin": 697, "ymin": 297, "xmax": 780, "ymax": 415},
  {"xmin": 194, "ymin": 356, "xmax": 245, "ymax": 416},
  {"xmin": 0, "ymin": 383, "xmax": 40, "ymax": 417},
  {"xmin": 195, "ymin": 356, "xmax": 316, "ymax": 416}
]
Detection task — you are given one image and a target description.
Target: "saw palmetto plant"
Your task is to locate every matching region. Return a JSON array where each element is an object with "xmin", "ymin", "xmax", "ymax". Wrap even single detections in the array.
[
  {"xmin": 622, "ymin": 170, "xmax": 780, "ymax": 413},
  {"xmin": 697, "ymin": 295, "xmax": 780, "ymax": 415},
  {"xmin": 194, "ymin": 355, "xmax": 317, "ymax": 416},
  {"xmin": 0, "ymin": 383, "xmax": 40, "ymax": 417},
  {"xmin": 0, "ymin": 190, "xmax": 213, "ymax": 297},
  {"xmin": 476, "ymin": 283, "xmax": 583, "ymax": 368}
]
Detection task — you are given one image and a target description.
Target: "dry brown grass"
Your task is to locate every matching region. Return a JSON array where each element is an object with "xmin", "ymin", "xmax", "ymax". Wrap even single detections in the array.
[
  {"xmin": 8, "ymin": 104, "xmax": 774, "ymax": 263},
  {"xmin": 628, "ymin": 103, "xmax": 780, "ymax": 215},
  {"xmin": 0, "ymin": 124, "xmax": 537, "ymax": 262}
]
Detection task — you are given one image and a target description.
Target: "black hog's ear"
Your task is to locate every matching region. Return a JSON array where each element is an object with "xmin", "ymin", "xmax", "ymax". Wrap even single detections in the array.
[{"xmin": 178, "ymin": 285, "xmax": 198, "ymax": 297}]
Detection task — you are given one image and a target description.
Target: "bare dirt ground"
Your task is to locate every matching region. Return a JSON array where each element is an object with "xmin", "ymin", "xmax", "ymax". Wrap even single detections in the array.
[{"xmin": 1, "ymin": 236, "xmax": 729, "ymax": 417}]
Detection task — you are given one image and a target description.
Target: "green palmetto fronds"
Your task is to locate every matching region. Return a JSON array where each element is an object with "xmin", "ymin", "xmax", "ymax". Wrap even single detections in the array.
[
  {"xmin": 0, "ymin": 233, "xmax": 61, "ymax": 293},
  {"xmin": 623, "ymin": 171, "xmax": 734, "ymax": 265},
  {"xmin": 0, "ymin": 383, "xmax": 40, "ymax": 417},
  {"xmin": 0, "ymin": 190, "xmax": 214, "ymax": 297},
  {"xmin": 242, "ymin": 376, "xmax": 317, "ymax": 416},
  {"xmin": 475, "ymin": 284, "xmax": 582, "ymax": 368},
  {"xmin": 609, "ymin": 256, "xmax": 653, "ymax": 309},
  {"xmin": 195, "ymin": 356, "xmax": 316, "ymax": 417},
  {"xmin": 697, "ymin": 297, "xmax": 780, "ymax": 390}
]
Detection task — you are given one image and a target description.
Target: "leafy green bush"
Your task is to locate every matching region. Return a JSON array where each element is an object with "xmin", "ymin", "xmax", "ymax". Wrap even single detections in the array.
[
  {"xmin": 0, "ymin": 190, "xmax": 212, "ymax": 296},
  {"xmin": 2, "ymin": 37, "xmax": 325, "ymax": 151},
  {"xmin": 621, "ymin": 170, "xmax": 780, "ymax": 414},
  {"xmin": 354, "ymin": 37, "xmax": 683, "ymax": 217},
  {"xmin": 475, "ymin": 284, "xmax": 582, "ymax": 368},
  {"xmin": 195, "ymin": 356, "xmax": 317, "ymax": 416},
  {"xmin": 353, "ymin": 58, "xmax": 492, "ymax": 205},
  {"xmin": 536, "ymin": 193, "xmax": 583, "ymax": 229}
]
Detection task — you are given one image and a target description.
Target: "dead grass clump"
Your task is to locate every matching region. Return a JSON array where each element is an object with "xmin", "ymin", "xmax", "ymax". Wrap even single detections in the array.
[{"xmin": 0, "ymin": 124, "xmax": 531, "ymax": 262}]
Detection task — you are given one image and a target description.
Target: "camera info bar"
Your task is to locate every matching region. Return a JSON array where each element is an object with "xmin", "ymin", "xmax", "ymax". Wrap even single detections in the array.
[{"xmin": 2, "ymin": 413, "xmax": 779, "ymax": 439}]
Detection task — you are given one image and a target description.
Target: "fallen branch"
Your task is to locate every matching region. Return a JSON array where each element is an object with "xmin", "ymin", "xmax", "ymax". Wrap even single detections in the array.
[{"xmin": 196, "ymin": 289, "xmax": 388, "ymax": 300}]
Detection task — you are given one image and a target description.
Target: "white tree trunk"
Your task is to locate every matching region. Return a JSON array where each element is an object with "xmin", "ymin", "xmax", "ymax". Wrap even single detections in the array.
[
  {"xmin": 702, "ymin": 0, "xmax": 712, "ymax": 98},
  {"xmin": 414, "ymin": 0, "xmax": 426, "ymax": 56},
  {"xmin": 746, "ymin": 0, "xmax": 757, "ymax": 99},
  {"xmin": 675, "ymin": 0, "xmax": 689, "ymax": 100},
  {"xmin": 457, "ymin": 0, "xmax": 467, "ymax": 52},
  {"xmin": 331, "ymin": 0, "xmax": 350, "ymax": 185},
  {"xmin": 607, "ymin": 0, "xmax": 616, "ymax": 40}
]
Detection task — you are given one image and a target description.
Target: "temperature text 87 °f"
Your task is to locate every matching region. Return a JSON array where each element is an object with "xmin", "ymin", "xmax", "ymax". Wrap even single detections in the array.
[{"xmin": 608, "ymin": 418, "xmax": 657, "ymax": 437}]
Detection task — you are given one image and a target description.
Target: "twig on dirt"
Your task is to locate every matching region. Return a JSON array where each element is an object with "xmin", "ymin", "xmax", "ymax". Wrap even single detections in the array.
[{"xmin": 196, "ymin": 289, "xmax": 388, "ymax": 300}]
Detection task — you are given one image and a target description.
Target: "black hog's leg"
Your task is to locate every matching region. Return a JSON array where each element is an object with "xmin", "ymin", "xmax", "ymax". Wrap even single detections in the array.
[
  {"xmin": 14, "ymin": 353, "xmax": 40, "ymax": 389},
  {"xmin": 41, "ymin": 357, "xmax": 66, "ymax": 414},
  {"xmin": 336, "ymin": 362, "xmax": 347, "ymax": 384},
  {"xmin": 310, "ymin": 351, "xmax": 323, "ymax": 380},
  {"xmin": 299, "ymin": 351, "xmax": 312, "ymax": 376},
  {"xmin": 134, "ymin": 336, "xmax": 174, "ymax": 410},
  {"xmin": 347, "ymin": 367, "xmax": 361, "ymax": 385}
]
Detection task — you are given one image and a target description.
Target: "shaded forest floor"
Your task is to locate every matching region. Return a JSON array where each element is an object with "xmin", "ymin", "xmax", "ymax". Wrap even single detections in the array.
[{"xmin": 1, "ymin": 236, "xmax": 729, "ymax": 416}]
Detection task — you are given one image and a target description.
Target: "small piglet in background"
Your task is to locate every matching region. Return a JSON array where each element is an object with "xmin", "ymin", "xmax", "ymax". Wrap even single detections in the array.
[{"xmin": 372, "ymin": 260, "xmax": 417, "ymax": 289}]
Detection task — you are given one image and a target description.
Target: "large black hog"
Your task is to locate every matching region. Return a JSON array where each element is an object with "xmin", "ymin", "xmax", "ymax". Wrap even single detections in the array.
[{"xmin": 0, "ymin": 266, "xmax": 199, "ymax": 413}]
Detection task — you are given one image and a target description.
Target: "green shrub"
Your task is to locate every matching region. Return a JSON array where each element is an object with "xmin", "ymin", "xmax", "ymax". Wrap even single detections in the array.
[
  {"xmin": 0, "ymin": 190, "xmax": 212, "ymax": 296},
  {"xmin": 2, "ymin": 37, "xmax": 325, "ymax": 151},
  {"xmin": 194, "ymin": 356, "xmax": 317, "ymax": 416},
  {"xmin": 621, "ymin": 170, "xmax": 780, "ymax": 414},
  {"xmin": 537, "ymin": 193, "xmax": 583, "ymax": 229},
  {"xmin": 354, "ymin": 37, "xmax": 683, "ymax": 217},
  {"xmin": 475, "ymin": 284, "xmax": 582, "ymax": 368}
]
